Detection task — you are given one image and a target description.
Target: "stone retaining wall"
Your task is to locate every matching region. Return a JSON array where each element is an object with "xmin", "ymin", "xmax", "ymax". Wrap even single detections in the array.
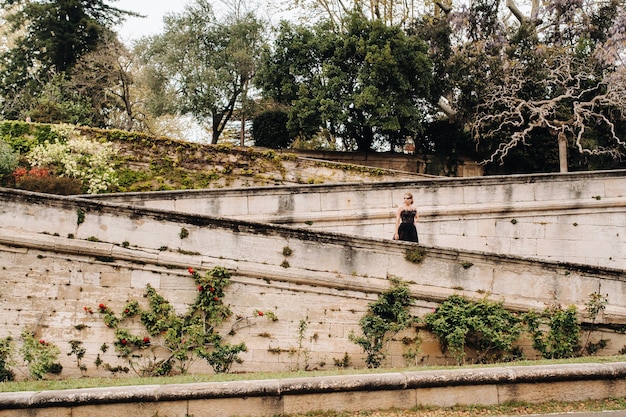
[
  {"xmin": 1, "ymin": 362, "xmax": 626, "ymax": 417},
  {"xmin": 89, "ymin": 170, "xmax": 626, "ymax": 269},
  {"xmin": 2, "ymin": 187, "xmax": 626, "ymax": 379}
]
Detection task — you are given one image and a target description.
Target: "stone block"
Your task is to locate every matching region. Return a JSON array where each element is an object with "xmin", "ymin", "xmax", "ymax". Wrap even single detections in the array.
[
  {"xmin": 283, "ymin": 389, "xmax": 416, "ymax": 414},
  {"xmin": 416, "ymin": 384, "xmax": 499, "ymax": 407},
  {"xmin": 0, "ymin": 409, "xmax": 71, "ymax": 417},
  {"xmin": 497, "ymin": 380, "xmax": 615, "ymax": 403},
  {"xmin": 71, "ymin": 401, "xmax": 177, "ymax": 417},
  {"xmin": 188, "ymin": 395, "xmax": 283, "ymax": 417},
  {"xmin": 100, "ymin": 271, "xmax": 131, "ymax": 288},
  {"xmin": 130, "ymin": 269, "xmax": 161, "ymax": 289}
]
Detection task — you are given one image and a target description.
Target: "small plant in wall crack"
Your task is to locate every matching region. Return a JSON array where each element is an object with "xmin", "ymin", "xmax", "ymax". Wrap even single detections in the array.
[
  {"xmin": 405, "ymin": 247, "xmax": 425, "ymax": 264},
  {"xmin": 76, "ymin": 208, "xmax": 85, "ymax": 225},
  {"xmin": 581, "ymin": 291, "xmax": 609, "ymax": 355},
  {"xmin": 67, "ymin": 340, "xmax": 87, "ymax": 374},
  {"xmin": 287, "ymin": 318, "xmax": 312, "ymax": 371}
]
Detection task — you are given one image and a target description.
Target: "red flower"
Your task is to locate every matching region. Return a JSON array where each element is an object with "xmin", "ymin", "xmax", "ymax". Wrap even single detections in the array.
[
  {"xmin": 39, "ymin": 339, "xmax": 46, "ymax": 345},
  {"xmin": 143, "ymin": 337, "xmax": 150, "ymax": 343},
  {"xmin": 124, "ymin": 309, "xmax": 130, "ymax": 314},
  {"xmin": 83, "ymin": 306, "xmax": 88, "ymax": 311},
  {"xmin": 120, "ymin": 339, "xmax": 127, "ymax": 345},
  {"xmin": 213, "ymin": 297, "xmax": 219, "ymax": 301},
  {"xmin": 197, "ymin": 285, "xmax": 203, "ymax": 292},
  {"xmin": 99, "ymin": 303, "xmax": 106, "ymax": 310},
  {"xmin": 188, "ymin": 267, "xmax": 194, "ymax": 274},
  {"xmin": 257, "ymin": 311, "xmax": 264, "ymax": 317},
  {"xmin": 209, "ymin": 287, "xmax": 215, "ymax": 293}
]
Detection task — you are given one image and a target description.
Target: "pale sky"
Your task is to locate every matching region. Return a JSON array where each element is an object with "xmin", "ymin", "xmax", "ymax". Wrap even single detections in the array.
[
  {"xmin": 113, "ymin": 0, "xmax": 190, "ymax": 42},
  {"xmin": 112, "ymin": 0, "xmax": 291, "ymax": 43}
]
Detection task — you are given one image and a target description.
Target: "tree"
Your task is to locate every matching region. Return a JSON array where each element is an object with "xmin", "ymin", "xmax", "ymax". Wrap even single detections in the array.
[
  {"xmin": 137, "ymin": 0, "xmax": 266, "ymax": 144},
  {"xmin": 256, "ymin": 13, "xmax": 433, "ymax": 151},
  {"xmin": 435, "ymin": 0, "xmax": 626, "ymax": 173},
  {"xmin": 0, "ymin": 0, "xmax": 138, "ymax": 121},
  {"xmin": 70, "ymin": 34, "xmax": 144, "ymax": 130},
  {"xmin": 285, "ymin": 0, "xmax": 441, "ymax": 28}
]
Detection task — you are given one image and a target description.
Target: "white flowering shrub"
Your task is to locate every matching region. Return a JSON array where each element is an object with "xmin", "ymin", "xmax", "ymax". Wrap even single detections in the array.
[{"xmin": 27, "ymin": 132, "xmax": 119, "ymax": 194}]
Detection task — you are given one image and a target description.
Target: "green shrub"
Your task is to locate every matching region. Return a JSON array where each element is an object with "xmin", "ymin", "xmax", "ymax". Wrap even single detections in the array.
[
  {"xmin": 19, "ymin": 330, "xmax": 63, "ymax": 380},
  {"xmin": 26, "ymin": 131, "xmax": 119, "ymax": 194},
  {"xmin": 252, "ymin": 109, "xmax": 294, "ymax": 149},
  {"xmin": 524, "ymin": 303, "xmax": 581, "ymax": 359},
  {"xmin": 0, "ymin": 139, "xmax": 19, "ymax": 176},
  {"xmin": 350, "ymin": 277, "xmax": 418, "ymax": 368},
  {"xmin": 0, "ymin": 336, "xmax": 15, "ymax": 382},
  {"xmin": 424, "ymin": 295, "xmax": 524, "ymax": 364}
]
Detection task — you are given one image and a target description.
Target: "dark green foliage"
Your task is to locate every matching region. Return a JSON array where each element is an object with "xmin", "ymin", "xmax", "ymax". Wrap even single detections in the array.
[
  {"xmin": 16, "ymin": 176, "xmax": 84, "ymax": 195},
  {"xmin": 0, "ymin": 0, "xmax": 136, "ymax": 121},
  {"xmin": 350, "ymin": 277, "xmax": 418, "ymax": 368},
  {"xmin": 252, "ymin": 109, "xmax": 293, "ymax": 149},
  {"xmin": 424, "ymin": 295, "xmax": 524, "ymax": 364},
  {"xmin": 256, "ymin": 13, "xmax": 433, "ymax": 152},
  {"xmin": 0, "ymin": 337, "xmax": 15, "ymax": 382},
  {"xmin": 524, "ymin": 304, "xmax": 581, "ymax": 359},
  {"xmin": 0, "ymin": 121, "xmax": 65, "ymax": 154}
]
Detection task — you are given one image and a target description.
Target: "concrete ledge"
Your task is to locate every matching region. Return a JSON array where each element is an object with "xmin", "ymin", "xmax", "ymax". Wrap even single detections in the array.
[{"xmin": 2, "ymin": 362, "xmax": 626, "ymax": 415}]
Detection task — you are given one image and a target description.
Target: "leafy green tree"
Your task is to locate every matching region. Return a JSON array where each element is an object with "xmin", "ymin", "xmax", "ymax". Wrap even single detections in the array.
[
  {"xmin": 137, "ymin": 0, "xmax": 266, "ymax": 144},
  {"xmin": 256, "ymin": 13, "xmax": 433, "ymax": 152},
  {"xmin": 0, "ymin": 0, "xmax": 137, "ymax": 121}
]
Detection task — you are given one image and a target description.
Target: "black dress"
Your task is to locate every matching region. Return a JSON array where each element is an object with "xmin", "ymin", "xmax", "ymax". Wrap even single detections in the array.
[{"xmin": 398, "ymin": 209, "xmax": 418, "ymax": 242}]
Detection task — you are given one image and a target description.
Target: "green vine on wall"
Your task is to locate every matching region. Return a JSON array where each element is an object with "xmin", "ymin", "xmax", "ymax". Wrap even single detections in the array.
[
  {"xmin": 87, "ymin": 266, "xmax": 273, "ymax": 376},
  {"xmin": 350, "ymin": 277, "xmax": 419, "ymax": 368},
  {"xmin": 19, "ymin": 330, "xmax": 63, "ymax": 380},
  {"xmin": 424, "ymin": 295, "xmax": 524, "ymax": 364}
]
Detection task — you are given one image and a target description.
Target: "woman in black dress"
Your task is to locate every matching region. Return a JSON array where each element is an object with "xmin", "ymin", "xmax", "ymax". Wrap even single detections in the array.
[{"xmin": 393, "ymin": 192, "xmax": 419, "ymax": 243}]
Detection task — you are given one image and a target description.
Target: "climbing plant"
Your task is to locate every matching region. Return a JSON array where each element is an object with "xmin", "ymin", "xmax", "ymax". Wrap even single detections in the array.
[
  {"xmin": 89, "ymin": 266, "xmax": 266, "ymax": 375},
  {"xmin": 19, "ymin": 330, "xmax": 63, "ymax": 380},
  {"xmin": 524, "ymin": 302, "xmax": 581, "ymax": 359},
  {"xmin": 350, "ymin": 277, "xmax": 419, "ymax": 368},
  {"xmin": 424, "ymin": 295, "xmax": 524, "ymax": 364}
]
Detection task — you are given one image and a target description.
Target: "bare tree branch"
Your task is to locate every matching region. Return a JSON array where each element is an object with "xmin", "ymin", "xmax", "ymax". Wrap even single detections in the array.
[{"xmin": 472, "ymin": 51, "xmax": 626, "ymax": 170}]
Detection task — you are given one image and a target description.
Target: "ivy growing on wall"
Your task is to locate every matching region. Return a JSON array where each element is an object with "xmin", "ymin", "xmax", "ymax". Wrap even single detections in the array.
[{"xmin": 350, "ymin": 277, "xmax": 419, "ymax": 368}]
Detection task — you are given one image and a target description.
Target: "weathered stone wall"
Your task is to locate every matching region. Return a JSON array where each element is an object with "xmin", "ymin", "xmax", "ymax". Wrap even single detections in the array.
[
  {"xmin": 280, "ymin": 149, "xmax": 484, "ymax": 177},
  {"xmin": 90, "ymin": 170, "xmax": 626, "ymax": 269},
  {"xmin": 2, "ymin": 363, "xmax": 626, "ymax": 417},
  {"xmin": 2, "ymin": 187, "xmax": 626, "ymax": 379}
]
